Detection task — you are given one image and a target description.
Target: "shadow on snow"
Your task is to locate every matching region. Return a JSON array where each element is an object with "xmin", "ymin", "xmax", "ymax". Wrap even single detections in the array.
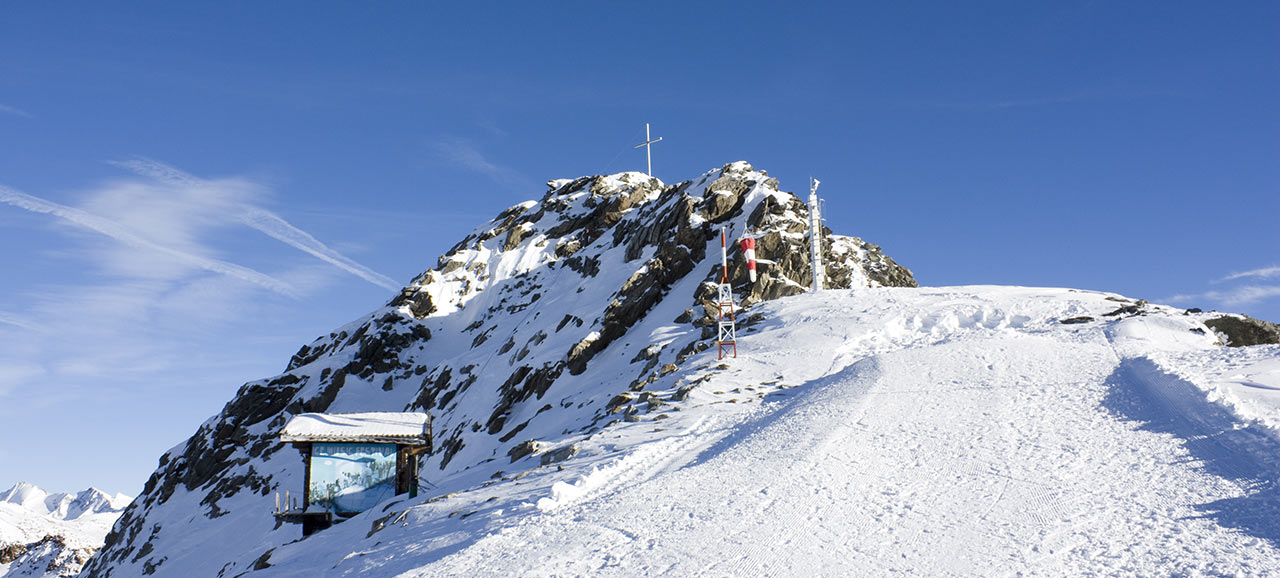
[{"xmin": 1102, "ymin": 356, "xmax": 1280, "ymax": 548}]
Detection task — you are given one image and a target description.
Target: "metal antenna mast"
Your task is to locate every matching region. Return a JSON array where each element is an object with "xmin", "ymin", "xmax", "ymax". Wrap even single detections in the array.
[
  {"xmin": 808, "ymin": 178, "xmax": 824, "ymax": 292},
  {"xmin": 633, "ymin": 123, "xmax": 663, "ymax": 177},
  {"xmin": 716, "ymin": 227, "xmax": 737, "ymax": 359}
]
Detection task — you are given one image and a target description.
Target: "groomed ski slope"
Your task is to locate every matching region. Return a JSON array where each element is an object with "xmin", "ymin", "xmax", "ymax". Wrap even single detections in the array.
[{"xmin": 255, "ymin": 286, "xmax": 1280, "ymax": 577}]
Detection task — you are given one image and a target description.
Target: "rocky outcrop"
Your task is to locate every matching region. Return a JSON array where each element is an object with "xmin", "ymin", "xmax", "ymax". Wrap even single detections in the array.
[
  {"xmin": 1, "ymin": 535, "xmax": 96, "ymax": 577},
  {"xmin": 82, "ymin": 162, "xmax": 916, "ymax": 578},
  {"xmin": 1205, "ymin": 315, "xmax": 1280, "ymax": 347}
]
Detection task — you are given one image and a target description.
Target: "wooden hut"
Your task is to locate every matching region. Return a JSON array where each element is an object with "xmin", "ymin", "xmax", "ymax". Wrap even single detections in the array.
[{"xmin": 275, "ymin": 412, "xmax": 431, "ymax": 535}]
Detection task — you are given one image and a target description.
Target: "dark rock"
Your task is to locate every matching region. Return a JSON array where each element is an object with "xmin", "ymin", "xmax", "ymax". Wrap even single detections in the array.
[
  {"xmin": 1059, "ymin": 316, "xmax": 1094, "ymax": 325},
  {"xmin": 1104, "ymin": 305, "xmax": 1145, "ymax": 317},
  {"xmin": 251, "ymin": 549, "xmax": 273, "ymax": 570},
  {"xmin": 471, "ymin": 326, "xmax": 495, "ymax": 348},
  {"xmin": 563, "ymin": 255, "xmax": 601, "ymax": 277},
  {"xmin": 556, "ymin": 314, "xmax": 583, "ymax": 332},
  {"xmin": 503, "ymin": 224, "xmax": 529, "ymax": 251},
  {"xmin": 1205, "ymin": 315, "xmax": 1280, "ymax": 347},
  {"xmin": 0, "ymin": 542, "xmax": 27, "ymax": 564},
  {"xmin": 508, "ymin": 440, "xmax": 544, "ymax": 463},
  {"xmin": 540, "ymin": 444, "xmax": 578, "ymax": 466}
]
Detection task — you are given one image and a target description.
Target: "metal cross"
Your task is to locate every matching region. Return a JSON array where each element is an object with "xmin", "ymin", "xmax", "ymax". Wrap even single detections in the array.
[{"xmin": 633, "ymin": 123, "xmax": 663, "ymax": 177}]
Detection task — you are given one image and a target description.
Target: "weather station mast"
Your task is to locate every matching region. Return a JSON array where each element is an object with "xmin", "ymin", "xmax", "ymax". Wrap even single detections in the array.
[
  {"xmin": 808, "ymin": 178, "xmax": 824, "ymax": 292},
  {"xmin": 716, "ymin": 227, "xmax": 737, "ymax": 360}
]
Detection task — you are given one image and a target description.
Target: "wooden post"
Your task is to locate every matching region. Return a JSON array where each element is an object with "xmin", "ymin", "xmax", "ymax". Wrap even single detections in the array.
[
  {"xmin": 409, "ymin": 453, "xmax": 419, "ymax": 498},
  {"xmin": 299, "ymin": 443, "xmax": 312, "ymax": 510},
  {"xmin": 395, "ymin": 446, "xmax": 410, "ymax": 495}
]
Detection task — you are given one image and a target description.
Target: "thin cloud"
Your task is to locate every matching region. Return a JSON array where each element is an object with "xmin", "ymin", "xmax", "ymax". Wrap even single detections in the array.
[
  {"xmin": 1167, "ymin": 285, "xmax": 1280, "ymax": 307},
  {"xmin": 0, "ymin": 363, "xmax": 46, "ymax": 398},
  {"xmin": 477, "ymin": 118, "xmax": 509, "ymax": 139},
  {"xmin": 430, "ymin": 138, "xmax": 530, "ymax": 190},
  {"xmin": 0, "ymin": 185, "xmax": 298, "ymax": 297},
  {"xmin": 1220, "ymin": 266, "xmax": 1280, "ymax": 282},
  {"xmin": 0, "ymin": 311, "xmax": 39, "ymax": 331},
  {"xmin": 0, "ymin": 103, "xmax": 31, "ymax": 118},
  {"xmin": 1218, "ymin": 285, "xmax": 1280, "ymax": 306},
  {"xmin": 111, "ymin": 157, "xmax": 400, "ymax": 291}
]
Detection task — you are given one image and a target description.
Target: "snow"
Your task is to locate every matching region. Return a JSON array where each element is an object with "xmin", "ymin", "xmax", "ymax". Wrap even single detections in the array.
[
  {"xmin": 0, "ymin": 483, "xmax": 130, "ymax": 578},
  {"xmin": 0, "ymin": 483, "xmax": 130, "ymax": 548},
  {"xmin": 84, "ymin": 163, "xmax": 1280, "ymax": 577},
  {"xmin": 280, "ymin": 412, "xmax": 431, "ymax": 444},
  {"xmin": 240, "ymin": 286, "xmax": 1280, "ymax": 577}
]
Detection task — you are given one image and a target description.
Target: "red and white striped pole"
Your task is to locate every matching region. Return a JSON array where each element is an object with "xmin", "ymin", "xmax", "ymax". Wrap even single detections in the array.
[
  {"xmin": 739, "ymin": 238, "xmax": 757, "ymax": 283},
  {"xmin": 720, "ymin": 229, "xmax": 729, "ymax": 283}
]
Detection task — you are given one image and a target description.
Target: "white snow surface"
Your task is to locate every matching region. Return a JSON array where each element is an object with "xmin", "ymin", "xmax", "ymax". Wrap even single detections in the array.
[
  {"xmin": 85, "ymin": 163, "xmax": 1280, "ymax": 577},
  {"xmin": 240, "ymin": 286, "xmax": 1280, "ymax": 577},
  {"xmin": 0, "ymin": 483, "xmax": 130, "ymax": 548},
  {"xmin": 279, "ymin": 412, "xmax": 430, "ymax": 444},
  {"xmin": 0, "ymin": 483, "xmax": 130, "ymax": 577}
]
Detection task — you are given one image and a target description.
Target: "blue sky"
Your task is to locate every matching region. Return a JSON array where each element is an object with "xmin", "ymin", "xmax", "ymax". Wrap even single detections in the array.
[{"xmin": 1, "ymin": 2, "xmax": 1276, "ymax": 494}]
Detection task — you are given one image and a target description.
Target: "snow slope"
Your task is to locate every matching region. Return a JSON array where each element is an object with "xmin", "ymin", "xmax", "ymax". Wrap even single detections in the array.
[
  {"xmin": 246, "ymin": 287, "xmax": 1279, "ymax": 577},
  {"xmin": 84, "ymin": 162, "xmax": 918, "ymax": 578},
  {"xmin": 80, "ymin": 162, "xmax": 1280, "ymax": 577}
]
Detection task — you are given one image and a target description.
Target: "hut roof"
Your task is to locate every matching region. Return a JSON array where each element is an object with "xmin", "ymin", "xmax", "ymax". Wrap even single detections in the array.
[{"xmin": 280, "ymin": 412, "xmax": 430, "ymax": 445}]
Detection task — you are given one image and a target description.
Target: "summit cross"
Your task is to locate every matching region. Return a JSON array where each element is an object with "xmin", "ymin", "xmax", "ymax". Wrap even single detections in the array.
[{"xmin": 633, "ymin": 123, "xmax": 663, "ymax": 177}]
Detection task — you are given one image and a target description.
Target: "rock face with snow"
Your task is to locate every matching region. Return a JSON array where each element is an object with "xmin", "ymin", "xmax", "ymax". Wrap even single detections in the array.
[
  {"xmin": 1206, "ymin": 314, "xmax": 1280, "ymax": 347},
  {"xmin": 82, "ymin": 162, "xmax": 915, "ymax": 577},
  {"xmin": 78, "ymin": 161, "xmax": 1280, "ymax": 577},
  {"xmin": 0, "ymin": 483, "xmax": 130, "ymax": 578}
]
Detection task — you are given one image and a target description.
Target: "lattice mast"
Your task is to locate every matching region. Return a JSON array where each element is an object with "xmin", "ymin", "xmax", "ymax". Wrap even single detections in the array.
[
  {"xmin": 716, "ymin": 227, "xmax": 737, "ymax": 360},
  {"xmin": 808, "ymin": 178, "xmax": 824, "ymax": 292}
]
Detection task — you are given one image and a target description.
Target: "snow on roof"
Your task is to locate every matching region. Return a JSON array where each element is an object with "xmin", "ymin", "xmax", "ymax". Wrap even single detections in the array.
[{"xmin": 280, "ymin": 412, "xmax": 430, "ymax": 445}]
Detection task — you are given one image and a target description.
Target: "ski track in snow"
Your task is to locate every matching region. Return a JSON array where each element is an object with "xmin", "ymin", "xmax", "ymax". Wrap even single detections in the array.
[
  {"xmin": 236, "ymin": 288, "xmax": 1280, "ymax": 578},
  {"xmin": 386, "ymin": 322, "xmax": 1280, "ymax": 577}
]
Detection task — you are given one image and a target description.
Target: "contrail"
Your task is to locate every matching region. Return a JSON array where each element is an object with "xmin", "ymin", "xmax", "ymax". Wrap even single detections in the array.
[
  {"xmin": 0, "ymin": 185, "xmax": 299, "ymax": 298},
  {"xmin": 0, "ymin": 312, "xmax": 38, "ymax": 331},
  {"xmin": 240, "ymin": 207, "xmax": 400, "ymax": 291},
  {"xmin": 107, "ymin": 158, "xmax": 202, "ymax": 187},
  {"xmin": 113, "ymin": 157, "xmax": 401, "ymax": 292}
]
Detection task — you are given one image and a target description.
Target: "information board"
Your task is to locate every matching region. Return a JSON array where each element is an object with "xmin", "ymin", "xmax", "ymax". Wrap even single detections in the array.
[{"xmin": 309, "ymin": 442, "xmax": 397, "ymax": 514}]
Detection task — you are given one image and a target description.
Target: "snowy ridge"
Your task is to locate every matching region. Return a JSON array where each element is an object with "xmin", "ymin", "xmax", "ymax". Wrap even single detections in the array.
[
  {"xmin": 83, "ymin": 162, "xmax": 915, "ymax": 578},
  {"xmin": 249, "ymin": 287, "xmax": 1280, "ymax": 577},
  {"xmin": 80, "ymin": 162, "xmax": 1280, "ymax": 577}
]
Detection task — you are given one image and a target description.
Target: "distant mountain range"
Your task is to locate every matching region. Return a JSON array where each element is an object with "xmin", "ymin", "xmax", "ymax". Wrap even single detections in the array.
[{"xmin": 0, "ymin": 482, "xmax": 130, "ymax": 578}]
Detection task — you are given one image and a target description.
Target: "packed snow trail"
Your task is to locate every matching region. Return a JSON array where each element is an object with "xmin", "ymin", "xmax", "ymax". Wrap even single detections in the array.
[
  {"xmin": 226, "ymin": 288, "xmax": 1280, "ymax": 577},
  {"xmin": 389, "ymin": 330, "xmax": 1279, "ymax": 577}
]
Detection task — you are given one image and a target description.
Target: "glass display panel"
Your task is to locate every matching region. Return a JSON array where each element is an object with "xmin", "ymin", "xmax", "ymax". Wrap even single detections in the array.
[{"xmin": 308, "ymin": 442, "xmax": 397, "ymax": 514}]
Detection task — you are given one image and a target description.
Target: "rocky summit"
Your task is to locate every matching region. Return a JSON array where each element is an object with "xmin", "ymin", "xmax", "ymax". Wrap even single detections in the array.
[{"xmin": 82, "ymin": 162, "xmax": 915, "ymax": 577}]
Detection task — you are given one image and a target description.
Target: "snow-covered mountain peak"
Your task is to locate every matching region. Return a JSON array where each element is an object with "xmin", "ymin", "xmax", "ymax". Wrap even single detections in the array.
[
  {"xmin": 83, "ymin": 161, "xmax": 1279, "ymax": 576},
  {"xmin": 0, "ymin": 483, "xmax": 45, "ymax": 510},
  {"xmin": 0, "ymin": 483, "xmax": 129, "ymax": 521},
  {"xmin": 0, "ymin": 483, "xmax": 131, "ymax": 578},
  {"xmin": 83, "ymin": 161, "xmax": 917, "ymax": 577}
]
